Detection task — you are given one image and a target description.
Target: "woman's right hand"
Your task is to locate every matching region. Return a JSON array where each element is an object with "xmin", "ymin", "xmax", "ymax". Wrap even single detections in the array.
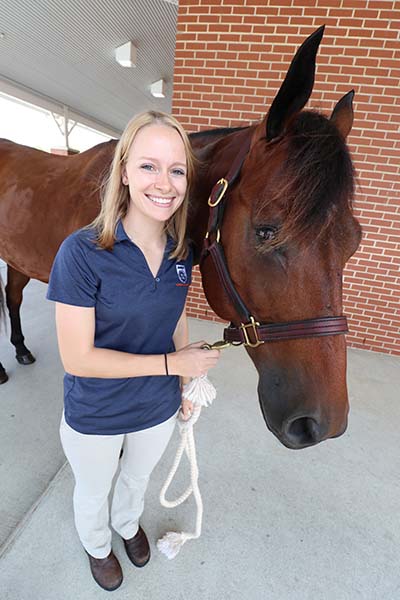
[{"xmin": 168, "ymin": 341, "xmax": 220, "ymax": 378}]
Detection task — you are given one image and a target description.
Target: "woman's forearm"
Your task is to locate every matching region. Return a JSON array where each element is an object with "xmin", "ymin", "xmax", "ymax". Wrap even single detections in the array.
[{"xmin": 62, "ymin": 346, "xmax": 169, "ymax": 378}]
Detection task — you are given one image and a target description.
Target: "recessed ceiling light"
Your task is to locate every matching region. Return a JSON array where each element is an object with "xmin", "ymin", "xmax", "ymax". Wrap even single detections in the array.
[
  {"xmin": 115, "ymin": 41, "xmax": 137, "ymax": 68},
  {"xmin": 150, "ymin": 79, "xmax": 166, "ymax": 98}
]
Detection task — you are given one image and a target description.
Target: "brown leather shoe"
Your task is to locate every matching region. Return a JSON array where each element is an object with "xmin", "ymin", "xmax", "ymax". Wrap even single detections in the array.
[
  {"xmin": 86, "ymin": 550, "xmax": 123, "ymax": 591},
  {"xmin": 123, "ymin": 525, "xmax": 151, "ymax": 567}
]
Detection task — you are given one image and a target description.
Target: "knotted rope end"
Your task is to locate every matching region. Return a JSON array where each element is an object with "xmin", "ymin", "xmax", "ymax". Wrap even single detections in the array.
[
  {"xmin": 182, "ymin": 375, "xmax": 216, "ymax": 408},
  {"xmin": 157, "ymin": 531, "xmax": 189, "ymax": 559}
]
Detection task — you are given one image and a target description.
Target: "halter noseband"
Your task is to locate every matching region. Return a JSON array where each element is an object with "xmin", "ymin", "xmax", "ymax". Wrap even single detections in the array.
[{"xmin": 200, "ymin": 137, "xmax": 348, "ymax": 349}]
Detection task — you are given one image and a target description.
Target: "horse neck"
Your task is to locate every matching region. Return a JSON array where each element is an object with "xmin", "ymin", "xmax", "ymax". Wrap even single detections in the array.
[
  {"xmin": 75, "ymin": 140, "xmax": 118, "ymax": 181},
  {"xmin": 188, "ymin": 127, "xmax": 253, "ymax": 263}
]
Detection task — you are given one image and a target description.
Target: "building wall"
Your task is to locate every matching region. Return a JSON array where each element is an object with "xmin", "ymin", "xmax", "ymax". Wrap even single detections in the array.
[{"xmin": 172, "ymin": 0, "xmax": 400, "ymax": 355}]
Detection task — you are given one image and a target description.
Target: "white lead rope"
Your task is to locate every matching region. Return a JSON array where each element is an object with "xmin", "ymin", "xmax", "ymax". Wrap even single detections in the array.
[{"xmin": 157, "ymin": 374, "xmax": 217, "ymax": 559}]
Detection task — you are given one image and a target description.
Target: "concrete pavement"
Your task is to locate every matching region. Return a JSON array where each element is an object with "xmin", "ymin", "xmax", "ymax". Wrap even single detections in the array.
[{"xmin": 0, "ymin": 274, "xmax": 399, "ymax": 599}]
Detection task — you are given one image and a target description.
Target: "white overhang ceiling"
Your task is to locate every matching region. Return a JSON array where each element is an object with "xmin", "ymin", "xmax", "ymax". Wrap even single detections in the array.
[{"xmin": 0, "ymin": 0, "xmax": 179, "ymax": 137}]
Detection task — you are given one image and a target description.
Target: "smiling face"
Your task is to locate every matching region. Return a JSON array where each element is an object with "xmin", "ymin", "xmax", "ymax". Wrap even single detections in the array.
[{"xmin": 122, "ymin": 123, "xmax": 188, "ymax": 226}]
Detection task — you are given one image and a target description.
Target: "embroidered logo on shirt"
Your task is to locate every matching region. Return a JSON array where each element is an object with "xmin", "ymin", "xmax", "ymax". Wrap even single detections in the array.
[{"xmin": 176, "ymin": 264, "xmax": 188, "ymax": 285}]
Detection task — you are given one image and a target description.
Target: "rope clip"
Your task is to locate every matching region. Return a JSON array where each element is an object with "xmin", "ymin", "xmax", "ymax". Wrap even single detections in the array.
[{"xmin": 201, "ymin": 340, "xmax": 231, "ymax": 351}]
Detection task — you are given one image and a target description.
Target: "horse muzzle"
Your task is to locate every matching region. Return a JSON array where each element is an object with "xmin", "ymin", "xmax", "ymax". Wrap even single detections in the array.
[
  {"xmin": 264, "ymin": 407, "xmax": 348, "ymax": 450},
  {"xmin": 257, "ymin": 378, "xmax": 349, "ymax": 450}
]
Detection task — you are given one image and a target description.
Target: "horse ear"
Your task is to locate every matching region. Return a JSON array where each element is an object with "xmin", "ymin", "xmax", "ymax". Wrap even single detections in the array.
[
  {"xmin": 265, "ymin": 26, "xmax": 325, "ymax": 141},
  {"xmin": 330, "ymin": 90, "xmax": 355, "ymax": 139}
]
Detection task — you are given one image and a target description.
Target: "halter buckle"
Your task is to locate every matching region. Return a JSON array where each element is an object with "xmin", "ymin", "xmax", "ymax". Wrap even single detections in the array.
[
  {"xmin": 240, "ymin": 316, "xmax": 265, "ymax": 348},
  {"xmin": 208, "ymin": 178, "xmax": 228, "ymax": 207}
]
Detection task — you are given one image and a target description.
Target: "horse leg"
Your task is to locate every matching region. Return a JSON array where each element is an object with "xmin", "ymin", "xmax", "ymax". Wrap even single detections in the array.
[
  {"xmin": 6, "ymin": 265, "xmax": 36, "ymax": 365},
  {"xmin": 0, "ymin": 363, "xmax": 8, "ymax": 383},
  {"xmin": 0, "ymin": 271, "xmax": 8, "ymax": 383}
]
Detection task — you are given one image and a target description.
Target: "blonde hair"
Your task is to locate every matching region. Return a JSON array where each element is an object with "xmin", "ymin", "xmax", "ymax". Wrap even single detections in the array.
[{"xmin": 91, "ymin": 110, "xmax": 196, "ymax": 260}]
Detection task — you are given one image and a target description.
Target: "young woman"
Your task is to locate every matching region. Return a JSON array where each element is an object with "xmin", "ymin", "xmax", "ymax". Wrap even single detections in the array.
[{"xmin": 47, "ymin": 111, "xmax": 220, "ymax": 591}]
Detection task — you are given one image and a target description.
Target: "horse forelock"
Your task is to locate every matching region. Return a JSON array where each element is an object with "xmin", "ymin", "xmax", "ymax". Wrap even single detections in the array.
[{"xmin": 251, "ymin": 110, "xmax": 355, "ymax": 252}]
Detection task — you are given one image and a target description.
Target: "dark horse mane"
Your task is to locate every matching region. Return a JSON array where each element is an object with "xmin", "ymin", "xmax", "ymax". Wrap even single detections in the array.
[
  {"xmin": 189, "ymin": 126, "xmax": 247, "ymax": 139},
  {"xmin": 255, "ymin": 109, "xmax": 355, "ymax": 251}
]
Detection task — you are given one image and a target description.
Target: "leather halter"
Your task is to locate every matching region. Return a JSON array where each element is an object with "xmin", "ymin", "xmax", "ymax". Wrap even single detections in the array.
[{"xmin": 200, "ymin": 137, "xmax": 348, "ymax": 348}]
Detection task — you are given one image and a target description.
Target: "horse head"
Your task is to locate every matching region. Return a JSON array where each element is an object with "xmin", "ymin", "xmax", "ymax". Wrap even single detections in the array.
[{"xmin": 196, "ymin": 27, "xmax": 362, "ymax": 449}]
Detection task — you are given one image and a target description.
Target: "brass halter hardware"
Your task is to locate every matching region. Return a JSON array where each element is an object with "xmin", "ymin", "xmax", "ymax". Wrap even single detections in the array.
[
  {"xmin": 239, "ymin": 316, "xmax": 265, "ymax": 348},
  {"xmin": 202, "ymin": 319, "xmax": 264, "ymax": 351},
  {"xmin": 205, "ymin": 228, "xmax": 221, "ymax": 243},
  {"xmin": 201, "ymin": 340, "xmax": 232, "ymax": 351},
  {"xmin": 208, "ymin": 178, "xmax": 228, "ymax": 207}
]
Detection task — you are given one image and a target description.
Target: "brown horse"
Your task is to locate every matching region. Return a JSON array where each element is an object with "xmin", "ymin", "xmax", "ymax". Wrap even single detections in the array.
[{"xmin": 0, "ymin": 27, "xmax": 361, "ymax": 449}]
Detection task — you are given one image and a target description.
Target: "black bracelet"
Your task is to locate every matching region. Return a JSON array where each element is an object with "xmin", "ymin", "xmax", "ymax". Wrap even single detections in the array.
[{"xmin": 164, "ymin": 353, "xmax": 169, "ymax": 376}]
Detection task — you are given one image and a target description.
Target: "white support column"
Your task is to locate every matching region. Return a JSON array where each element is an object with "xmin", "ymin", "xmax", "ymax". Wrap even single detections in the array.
[{"xmin": 51, "ymin": 105, "xmax": 78, "ymax": 151}]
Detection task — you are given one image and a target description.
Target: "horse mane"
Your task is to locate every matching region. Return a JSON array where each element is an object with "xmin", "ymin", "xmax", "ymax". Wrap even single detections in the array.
[
  {"xmin": 189, "ymin": 126, "xmax": 247, "ymax": 139},
  {"xmin": 255, "ymin": 110, "xmax": 355, "ymax": 251}
]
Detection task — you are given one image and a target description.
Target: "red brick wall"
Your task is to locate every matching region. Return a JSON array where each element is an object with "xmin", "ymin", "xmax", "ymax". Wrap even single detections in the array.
[{"xmin": 172, "ymin": 0, "xmax": 400, "ymax": 356}]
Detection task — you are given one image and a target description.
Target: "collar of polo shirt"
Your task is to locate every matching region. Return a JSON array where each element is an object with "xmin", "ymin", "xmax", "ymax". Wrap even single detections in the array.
[
  {"xmin": 115, "ymin": 220, "xmax": 131, "ymax": 243},
  {"xmin": 115, "ymin": 220, "xmax": 175, "ymax": 252}
]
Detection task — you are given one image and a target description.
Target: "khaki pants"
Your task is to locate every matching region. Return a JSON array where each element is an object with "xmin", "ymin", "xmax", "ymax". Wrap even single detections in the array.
[{"xmin": 60, "ymin": 411, "xmax": 177, "ymax": 558}]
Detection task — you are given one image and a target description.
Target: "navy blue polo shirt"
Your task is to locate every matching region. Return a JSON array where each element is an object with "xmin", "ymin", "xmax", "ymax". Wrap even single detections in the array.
[{"xmin": 46, "ymin": 221, "xmax": 192, "ymax": 435}]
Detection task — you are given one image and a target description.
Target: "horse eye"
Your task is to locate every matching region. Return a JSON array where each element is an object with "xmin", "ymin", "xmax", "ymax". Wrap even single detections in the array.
[{"xmin": 256, "ymin": 226, "xmax": 277, "ymax": 242}]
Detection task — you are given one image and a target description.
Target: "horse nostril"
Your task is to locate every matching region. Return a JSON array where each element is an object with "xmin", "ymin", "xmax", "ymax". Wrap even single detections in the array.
[{"xmin": 283, "ymin": 416, "xmax": 323, "ymax": 448}]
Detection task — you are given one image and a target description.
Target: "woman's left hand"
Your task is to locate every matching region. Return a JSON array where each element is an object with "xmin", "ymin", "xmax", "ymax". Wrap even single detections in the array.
[{"xmin": 180, "ymin": 398, "xmax": 194, "ymax": 420}]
